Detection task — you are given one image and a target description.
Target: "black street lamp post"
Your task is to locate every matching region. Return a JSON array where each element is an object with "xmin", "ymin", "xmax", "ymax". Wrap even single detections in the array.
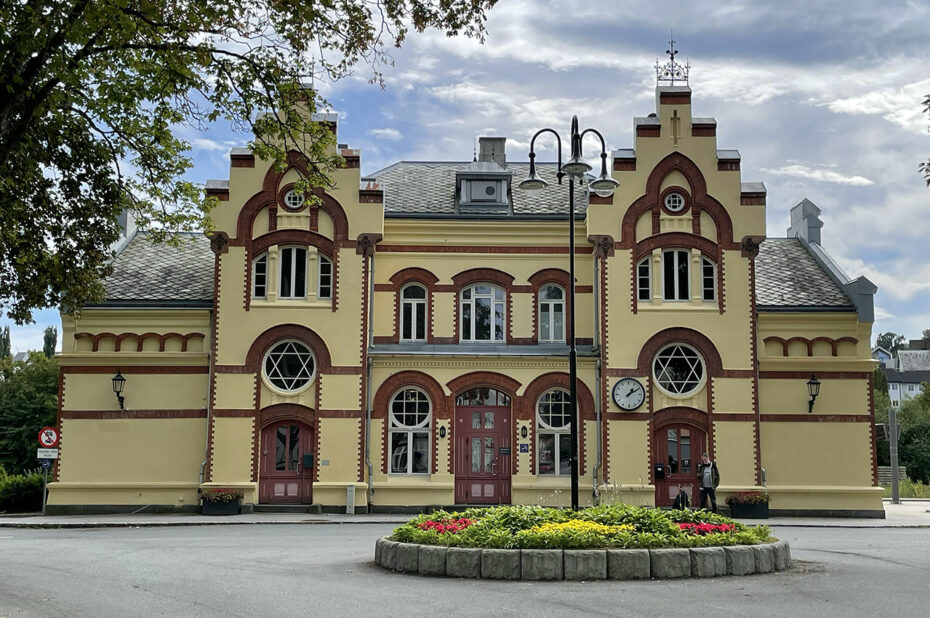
[{"xmin": 520, "ymin": 116, "xmax": 618, "ymax": 510}]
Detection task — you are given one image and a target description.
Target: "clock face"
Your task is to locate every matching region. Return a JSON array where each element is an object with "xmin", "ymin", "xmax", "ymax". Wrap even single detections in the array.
[{"xmin": 612, "ymin": 378, "xmax": 645, "ymax": 411}]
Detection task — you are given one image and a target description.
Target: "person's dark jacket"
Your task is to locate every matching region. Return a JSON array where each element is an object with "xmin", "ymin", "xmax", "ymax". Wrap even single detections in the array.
[{"xmin": 696, "ymin": 461, "xmax": 720, "ymax": 488}]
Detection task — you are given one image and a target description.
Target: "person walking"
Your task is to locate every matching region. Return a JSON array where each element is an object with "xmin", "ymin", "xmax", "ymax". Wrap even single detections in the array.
[{"xmin": 696, "ymin": 452, "xmax": 720, "ymax": 513}]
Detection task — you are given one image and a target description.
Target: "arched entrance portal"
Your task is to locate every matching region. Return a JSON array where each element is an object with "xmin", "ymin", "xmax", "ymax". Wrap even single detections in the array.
[
  {"xmin": 259, "ymin": 420, "xmax": 314, "ymax": 503},
  {"xmin": 454, "ymin": 388, "xmax": 512, "ymax": 504},
  {"xmin": 653, "ymin": 423, "xmax": 707, "ymax": 508}
]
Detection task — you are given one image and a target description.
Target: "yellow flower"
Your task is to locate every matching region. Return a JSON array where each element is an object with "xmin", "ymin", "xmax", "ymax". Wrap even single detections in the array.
[{"xmin": 529, "ymin": 520, "xmax": 633, "ymax": 535}]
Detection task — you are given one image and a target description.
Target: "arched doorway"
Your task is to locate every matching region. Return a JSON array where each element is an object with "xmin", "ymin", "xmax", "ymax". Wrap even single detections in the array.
[
  {"xmin": 259, "ymin": 420, "xmax": 314, "ymax": 503},
  {"xmin": 653, "ymin": 418, "xmax": 707, "ymax": 508},
  {"xmin": 454, "ymin": 388, "xmax": 512, "ymax": 504}
]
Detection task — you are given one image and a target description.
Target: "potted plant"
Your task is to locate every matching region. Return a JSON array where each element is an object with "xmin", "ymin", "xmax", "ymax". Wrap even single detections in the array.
[
  {"xmin": 201, "ymin": 488, "xmax": 244, "ymax": 515},
  {"xmin": 726, "ymin": 491, "xmax": 770, "ymax": 519}
]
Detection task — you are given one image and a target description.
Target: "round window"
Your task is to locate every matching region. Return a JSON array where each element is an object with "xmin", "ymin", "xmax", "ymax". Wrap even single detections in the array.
[
  {"xmin": 537, "ymin": 389, "xmax": 571, "ymax": 429},
  {"xmin": 390, "ymin": 388, "xmax": 431, "ymax": 428},
  {"xmin": 664, "ymin": 192, "xmax": 686, "ymax": 213},
  {"xmin": 283, "ymin": 189, "xmax": 305, "ymax": 210},
  {"xmin": 653, "ymin": 343, "xmax": 705, "ymax": 395},
  {"xmin": 263, "ymin": 340, "xmax": 315, "ymax": 392}
]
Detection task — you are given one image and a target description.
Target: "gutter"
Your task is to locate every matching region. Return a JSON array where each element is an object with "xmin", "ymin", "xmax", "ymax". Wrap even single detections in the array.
[{"xmin": 592, "ymin": 255, "xmax": 602, "ymax": 502}]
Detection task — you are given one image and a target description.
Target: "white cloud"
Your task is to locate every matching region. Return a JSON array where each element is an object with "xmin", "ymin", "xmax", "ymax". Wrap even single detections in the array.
[
  {"xmin": 368, "ymin": 128, "xmax": 403, "ymax": 140},
  {"xmin": 825, "ymin": 79, "xmax": 930, "ymax": 132},
  {"xmin": 190, "ymin": 138, "xmax": 227, "ymax": 152},
  {"xmin": 874, "ymin": 306, "xmax": 897, "ymax": 321},
  {"xmin": 760, "ymin": 164, "xmax": 873, "ymax": 186}
]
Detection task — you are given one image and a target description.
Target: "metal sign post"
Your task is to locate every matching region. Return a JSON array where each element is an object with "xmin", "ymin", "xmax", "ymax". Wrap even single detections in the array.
[{"xmin": 889, "ymin": 405, "xmax": 900, "ymax": 505}]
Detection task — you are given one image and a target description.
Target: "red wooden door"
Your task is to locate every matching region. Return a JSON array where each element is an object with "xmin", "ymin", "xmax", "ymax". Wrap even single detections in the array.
[
  {"xmin": 654, "ymin": 425, "xmax": 705, "ymax": 507},
  {"xmin": 454, "ymin": 390, "xmax": 512, "ymax": 504},
  {"xmin": 259, "ymin": 422, "xmax": 314, "ymax": 504}
]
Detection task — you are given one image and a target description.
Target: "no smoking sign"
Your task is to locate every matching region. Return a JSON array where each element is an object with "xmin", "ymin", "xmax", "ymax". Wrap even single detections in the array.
[{"xmin": 39, "ymin": 426, "xmax": 59, "ymax": 448}]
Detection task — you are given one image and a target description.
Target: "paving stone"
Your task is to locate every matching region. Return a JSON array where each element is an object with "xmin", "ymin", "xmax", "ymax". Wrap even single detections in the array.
[
  {"xmin": 724, "ymin": 545, "xmax": 755, "ymax": 575},
  {"xmin": 773, "ymin": 540, "xmax": 792, "ymax": 571},
  {"xmin": 521, "ymin": 549, "xmax": 564, "ymax": 581},
  {"xmin": 689, "ymin": 547, "xmax": 727, "ymax": 578},
  {"xmin": 564, "ymin": 550, "xmax": 607, "ymax": 580},
  {"xmin": 481, "ymin": 549, "xmax": 521, "ymax": 580},
  {"xmin": 607, "ymin": 549, "xmax": 650, "ymax": 580},
  {"xmin": 374, "ymin": 537, "xmax": 384, "ymax": 566},
  {"xmin": 380, "ymin": 540, "xmax": 397, "ymax": 570},
  {"xmin": 649, "ymin": 548, "xmax": 691, "ymax": 579},
  {"xmin": 446, "ymin": 547, "xmax": 482, "ymax": 578},
  {"xmin": 753, "ymin": 544, "xmax": 775, "ymax": 573},
  {"xmin": 395, "ymin": 542, "xmax": 419, "ymax": 573},
  {"xmin": 418, "ymin": 545, "xmax": 447, "ymax": 576}
]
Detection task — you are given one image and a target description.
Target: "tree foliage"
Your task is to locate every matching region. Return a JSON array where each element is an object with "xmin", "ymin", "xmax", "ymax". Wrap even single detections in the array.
[
  {"xmin": 0, "ymin": 0, "xmax": 497, "ymax": 323},
  {"xmin": 0, "ymin": 353, "xmax": 59, "ymax": 474},
  {"xmin": 0, "ymin": 325, "xmax": 9, "ymax": 360},
  {"xmin": 875, "ymin": 332, "xmax": 906, "ymax": 357},
  {"xmin": 42, "ymin": 326, "xmax": 57, "ymax": 358}
]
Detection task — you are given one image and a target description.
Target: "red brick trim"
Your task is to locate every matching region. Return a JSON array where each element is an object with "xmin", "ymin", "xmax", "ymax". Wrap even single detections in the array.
[
  {"xmin": 636, "ymin": 328, "xmax": 725, "ymax": 377},
  {"xmin": 230, "ymin": 153, "xmax": 255, "ymax": 167},
  {"xmin": 206, "ymin": 188, "xmax": 229, "ymax": 202},
  {"xmin": 74, "ymin": 331, "xmax": 205, "ymax": 353},
  {"xmin": 522, "ymin": 372, "xmax": 596, "ymax": 475},
  {"xmin": 527, "ymin": 268, "xmax": 572, "ymax": 345},
  {"xmin": 659, "ymin": 186, "xmax": 692, "ymax": 217},
  {"xmin": 446, "ymin": 372, "xmax": 522, "ymax": 399},
  {"xmin": 636, "ymin": 125, "xmax": 660, "ymax": 138},
  {"xmin": 372, "ymin": 371, "xmax": 449, "ymax": 474},
  {"xmin": 276, "ymin": 182, "xmax": 310, "ymax": 213},
  {"xmin": 759, "ymin": 371, "xmax": 870, "ymax": 380},
  {"xmin": 868, "ymin": 371, "xmax": 878, "ymax": 486},
  {"xmin": 384, "ymin": 267, "xmax": 441, "ymax": 344},
  {"xmin": 451, "ymin": 268, "xmax": 516, "ymax": 289},
  {"xmin": 653, "ymin": 407, "xmax": 709, "ymax": 431},
  {"xmin": 718, "ymin": 158, "xmax": 740, "ymax": 171},
  {"xmin": 712, "ymin": 413, "xmax": 757, "ymax": 422},
  {"xmin": 452, "ymin": 268, "xmax": 516, "ymax": 344},
  {"xmin": 759, "ymin": 414, "xmax": 871, "ymax": 423},
  {"xmin": 377, "ymin": 245, "xmax": 593, "ymax": 255},
  {"xmin": 61, "ymin": 409, "xmax": 207, "ymax": 419},
  {"xmin": 359, "ymin": 189, "xmax": 383, "ymax": 203},
  {"xmin": 659, "ymin": 91, "xmax": 691, "ymax": 105},
  {"xmin": 740, "ymin": 193, "xmax": 766, "ymax": 206},
  {"xmin": 258, "ymin": 404, "xmax": 315, "ymax": 428},
  {"xmin": 691, "ymin": 124, "xmax": 716, "ymax": 137},
  {"xmin": 749, "ymin": 254, "xmax": 762, "ymax": 485},
  {"xmin": 212, "ymin": 409, "xmax": 255, "ymax": 417},
  {"xmin": 244, "ymin": 324, "xmax": 333, "ymax": 373},
  {"xmin": 317, "ymin": 409, "xmax": 364, "ymax": 418},
  {"xmin": 606, "ymin": 412, "xmax": 650, "ymax": 421},
  {"xmin": 632, "ymin": 233, "xmax": 720, "ymax": 262},
  {"xmin": 762, "ymin": 336, "xmax": 859, "ymax": 357},
  {"xmin": 613, "ymin": 158, "xmax": 636, "ymax": 172},
  {"xmin": 251, "ymin": 230, "xmax": 334, "ymax": 257},
  {"xmin": 588, "ymin": 194, "xmax": 613, "ymax": 204}
]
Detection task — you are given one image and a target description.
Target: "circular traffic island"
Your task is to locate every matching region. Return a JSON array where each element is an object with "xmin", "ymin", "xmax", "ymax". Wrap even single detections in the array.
[{"xmin": 374, "ymin": 504, "xmax": 791, "ymax": 580}]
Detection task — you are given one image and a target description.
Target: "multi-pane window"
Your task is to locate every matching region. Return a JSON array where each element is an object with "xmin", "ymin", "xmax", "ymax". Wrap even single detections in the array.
[
  {"xmin": 253, "ymin": 254, "xmax": 268, "ymax": 299},
  {"xmin": 701, "ymin": 257, "xmax": 716, "ymax": 301},
  {"xmin": 460, "ymin": 284, "xmax": 505, "ymax": 342},
  {"xmin": 263, "ymin": 340, "xmax": 315, "ymax": 392},
  {"xmin": 279, "ymin": 246, "xmax": 307, "ymax": 298},
  {"xmin": 653, "ymin": 343, "xmax": 705, "ymax": 396},
  {"xmin": 537, "ymin": 389, "xmax": 572, "ymax": 476},
  {"xmin": 538, "ymin": 285, "xmax": 565, "ymax": 343},
  {"xmin": 662, "ymin": 249, "xmax": 690, "ymax": 301},
  {"xmin": 637, "ymin": 258, "xmax": 651, "ymax": 301},
  {"xmin": 283, "ymin": 189, "xmax": 304, "ymax": 210},
  {"xmin": 389, "ymin": 388, "xmax": 430, "ymax": 475},
  {"xmin": 400, "ymin": 284, "xmax": 427, "ymax": 342},
  {"xmin": 318, "ymin": 255, "xmax": 333, "ymax": 299}
]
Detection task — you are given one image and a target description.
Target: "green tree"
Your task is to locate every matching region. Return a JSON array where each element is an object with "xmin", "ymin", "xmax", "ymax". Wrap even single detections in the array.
[
  {"xmin": 0, "ymin": 325, "xmax": 9, "ymax": 360},
  {"xmin": 42, "ymin": 326, "xmax": 57, "ymax": 358},
  {"xmin": 875, "ymin": 332, "xmax": 907, "ymax": 357},
  {"xmin": 900, "ymin": 421, "xmax": 930, "ymax": 483},
  {"xmin": 0, "ymin": 0, "xmax": 496, "ymax": 324},
  {"xmin": 0, "ymin": 353, "xmax": 58, "ymax": 474}
]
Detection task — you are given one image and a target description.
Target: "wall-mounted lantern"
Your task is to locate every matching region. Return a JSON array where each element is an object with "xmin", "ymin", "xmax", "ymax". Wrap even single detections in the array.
[
  {"xmin": 521, "ymin": 426, "xmax": 528, "ymax": 439},
  {"xmin": 807, "ymin": 374, "xmax": 821, "ymax": 413},
  {"xmin": 439, "ymin": 426, "xmax": 446, "ymax": 438},
  {"xmin": 112, "ymin": 371, "xmax": 126, "ymax": 410}
]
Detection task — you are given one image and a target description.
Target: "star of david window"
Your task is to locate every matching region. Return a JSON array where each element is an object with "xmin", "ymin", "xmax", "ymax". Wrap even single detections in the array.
[
  {"xmin": 653, "ymin": 343, "xmax": 705, "ymax": 396},
  {"xmin": 263, "ymin": 340, "xmax": 316, "ymax": 392}
]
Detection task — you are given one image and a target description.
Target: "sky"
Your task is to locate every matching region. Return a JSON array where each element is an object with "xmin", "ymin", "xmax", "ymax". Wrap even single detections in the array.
[{"xmin": 3, "ymin": 0, "xmax": 929, "ymax": 353}]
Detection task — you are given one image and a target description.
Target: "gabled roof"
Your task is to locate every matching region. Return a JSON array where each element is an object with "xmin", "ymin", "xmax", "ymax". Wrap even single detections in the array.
[
  {"xmin": 754, "ymin": 238, "xmax": 854, "ymax": 310},
  {"xmin": 365, "ymin": 161, "xmax": 586, "ymax": 218},
  {"xmin": 884, "ymin": 367, "xmax": 930, "ymax": 384},
  {"xmin": 91, "ymin": 232, "xmax": 213, "ymax": 308},
  {"xmin": 898, "ymin": 349, "xmax": 930, "ymax": 372}
]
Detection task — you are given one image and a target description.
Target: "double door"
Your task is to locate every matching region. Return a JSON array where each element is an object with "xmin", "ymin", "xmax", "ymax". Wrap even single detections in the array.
[
  {"xmin": 654, "ymin": 425, "xmax": 705, "ymax": 507},
  {"xmin": 259, "ymin": 422, "xmax": 314, "ymax": 503},
  {"xmin": 454, "ymin": 404, "xmax": 511, "ymax": 504}
]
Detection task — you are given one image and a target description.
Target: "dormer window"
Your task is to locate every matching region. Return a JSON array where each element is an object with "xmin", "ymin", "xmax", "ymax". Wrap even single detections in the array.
[{"xmin": 461, "ymin": 179, "xmax": 507, "ymax": 205}]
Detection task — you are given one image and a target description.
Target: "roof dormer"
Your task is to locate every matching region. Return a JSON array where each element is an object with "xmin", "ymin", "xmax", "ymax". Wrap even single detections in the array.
[{"xmin": 456, "ymin": 137, "xmax": 512, "ymax": 213}]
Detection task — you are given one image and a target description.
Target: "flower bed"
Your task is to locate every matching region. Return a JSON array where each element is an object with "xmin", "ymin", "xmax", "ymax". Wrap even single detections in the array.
[{"xmin": 391, "ymin": 504, "xmax": 770, "ymax": 550}]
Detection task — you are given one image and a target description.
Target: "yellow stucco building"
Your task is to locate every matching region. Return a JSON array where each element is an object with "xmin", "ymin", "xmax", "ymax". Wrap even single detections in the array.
[{"xmin": 49, "ymin": 77, "xmax": 884, "ymax": 516}]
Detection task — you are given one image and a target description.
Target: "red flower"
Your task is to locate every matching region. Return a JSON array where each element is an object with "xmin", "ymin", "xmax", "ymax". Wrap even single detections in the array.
[
  {"xmin": 678, "ymin": 522, "xmax": 735, "ymax": 535},
  {"xmin": 418, "ymin": 517, "xmax": 475, "ymax": 534}
]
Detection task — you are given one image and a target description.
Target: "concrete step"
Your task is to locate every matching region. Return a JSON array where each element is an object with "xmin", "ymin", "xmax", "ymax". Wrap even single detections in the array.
[{"xmin": 253, "ymin": 504, "xmax": 321, "ymax": 514}]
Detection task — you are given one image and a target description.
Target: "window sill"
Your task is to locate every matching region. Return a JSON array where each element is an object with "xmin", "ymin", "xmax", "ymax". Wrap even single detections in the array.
[
  {"xmin": 251, "ymin": 298, "xmax": 333, "ymax": 308},
  {"xmin": 638, "ymin": 302, "xmax": 718, "ymax": 312}
]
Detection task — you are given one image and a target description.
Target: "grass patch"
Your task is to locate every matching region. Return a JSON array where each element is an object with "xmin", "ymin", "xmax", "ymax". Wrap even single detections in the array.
[
  {"xmin": 882, "ymin": 478, "xmax": 930, "ymax": 498},
  {"xmin": 391, "ymin": 504, "xmax": 771, "ymax": 550}
]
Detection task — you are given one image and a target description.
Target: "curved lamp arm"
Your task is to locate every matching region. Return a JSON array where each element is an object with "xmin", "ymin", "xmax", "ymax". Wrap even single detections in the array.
[{"xmin": 523, "ymin": 127, "xmax": 564, "ymax": 187}]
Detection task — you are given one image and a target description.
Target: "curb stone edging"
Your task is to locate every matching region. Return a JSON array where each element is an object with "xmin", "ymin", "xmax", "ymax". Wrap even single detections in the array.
[{"xmin": 375, "ymin": 538, "xmax": 792, "ymax": 580}]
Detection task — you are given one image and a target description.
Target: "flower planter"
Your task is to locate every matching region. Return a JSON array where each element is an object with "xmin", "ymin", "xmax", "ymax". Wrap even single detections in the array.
[
  {"xmin": 728, "ymin": 502, "xmax": 769, "ymax": 519},
  {"xmin": 201, "ymin": 500, "xmax": 241, "ymax": 516}
]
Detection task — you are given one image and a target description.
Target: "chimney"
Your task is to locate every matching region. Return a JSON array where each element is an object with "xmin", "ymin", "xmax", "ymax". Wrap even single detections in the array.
[
  {"xmin": 478, "ymin": 137, "xmax": 507, "ymax": 168},
  {"xmin": 787, "ymin": 198, "xmax": 823, "ymax": 245}
]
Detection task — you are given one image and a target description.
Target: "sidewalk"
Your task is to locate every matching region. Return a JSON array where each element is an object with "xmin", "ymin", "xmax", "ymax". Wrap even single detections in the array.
[{"xmin": 2, "ymin": 500, "xmax": 928, "ymax": 529}]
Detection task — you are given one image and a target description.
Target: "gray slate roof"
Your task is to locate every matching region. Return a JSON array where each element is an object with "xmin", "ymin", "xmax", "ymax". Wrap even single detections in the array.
[
  {"xmin": 884, "ymin": 368, "xmax": 930, "ymax": 384},
  {"xmin": 93, "ymin": 232, "xmax": 213, "ymax": 307},
  {"xmin": 366, "ymin": 161, "xmax": 587, "ymax": 217},
  {"xmin": 898, "ymin": 350, "xmax": 930, "ymax": 372},
  {"xmin": 755, "ymin": 238, "xmax": 853, "ymax": 310}
]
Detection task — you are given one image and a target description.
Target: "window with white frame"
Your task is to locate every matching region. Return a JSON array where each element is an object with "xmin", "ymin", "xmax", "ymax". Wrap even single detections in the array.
[
  {"xmin": 637, "ymin": 257, "xmax": 651, "ymax": 301},
  {"xmin": 460, "ymin": 284, "xmax": 505, "ymax": 342},
  {"xmin": 389, "ymin": 388, "xmax": 430, "ymax": 474},
  {"xmin": 701, "ymin": 257, "xmax": 716, "ymax": 301},
  {"xmin": 537, "ymin": 389, "xmax": 571, "ymax": 476},
  {"xmin": 653, "ymin": 343, "xmax": 705, "ymax": 396},
  {"xmin": 908, "ymin": 384, "xmax": 916, "ymax": 392},
  {"xmin": 538, "ymin": 284, "xmax": 565, "ymax": 343},
  {"xmin": 891, "ymin": 383, "xmax": 898, "ymax": 390},
  {"xmin": 400, "ymin": 284, "xmax": 427, "ymax": 342},
  {"xmin": 283, "ymin": 189, "xmax": 304, "ymax": 210},
  {"xmin": 279, "ymin": 246, "xmax": 307, "ymax": 298},
  {"xmin": 662, "ymin": 249, "xmax": 690, "ymax": 301},
  {"xmin": 253, "ymin": 253, "xmax": 268, "ymax": 299},
  {"xmin": 318, "ymin": 255, "xmax": 333, "ymax": 299},
  {"xmin": 263, "ymin": 340, "xmax": 316, "ymax": 393}
]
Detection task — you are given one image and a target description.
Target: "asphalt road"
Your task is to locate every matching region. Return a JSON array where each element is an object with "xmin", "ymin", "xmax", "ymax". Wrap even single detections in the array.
[{"xmin": 0, "ymin": 524, "xmax": 927, "ymax": 617}]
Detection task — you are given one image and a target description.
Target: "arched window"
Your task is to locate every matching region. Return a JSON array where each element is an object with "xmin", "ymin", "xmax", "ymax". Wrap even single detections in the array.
[
  {"xmin": 537, "ymin": 389, "xmax": 571, "ymax": 476},
  {"xmin": 653, "ymin": 343, "xmax": 705, "ymax": 396},
  {"xmin": 400, "ymin": 284, "xmax": 427, "ymax": 342},
  {"xmin": 279, "ymin": 246, "xmax": 307, "ymax": 299},
  {"xmin": 538, "ymin": 285, "xmax": 565, "ymax": 343},
  {"xmin": 263, "ymin": 340, "xmax": 316, "ymax": 393},
  {"xmin": 318, "ymin": 255, "xmax": 333, "ymax": 299},
  {"xmin": 253, "ymin": 253, "xmax": 268, "ymax": 299},
  {"xmin": 460, "ymin": 284, "xmax": 505, "ymax": 342},
  {"xmin": 389, "ymin": 388, "xmax": 431, "ymax": 474}
]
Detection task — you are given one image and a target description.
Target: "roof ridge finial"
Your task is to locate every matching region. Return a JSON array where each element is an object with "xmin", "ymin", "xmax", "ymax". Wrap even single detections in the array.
[
  {"xmin": 655, "ymin": 31, "xmax": 690, "ymax": 86},
  {"xmin": 473, "ymin": 137, "xmax": 477, "ymax": 162}
]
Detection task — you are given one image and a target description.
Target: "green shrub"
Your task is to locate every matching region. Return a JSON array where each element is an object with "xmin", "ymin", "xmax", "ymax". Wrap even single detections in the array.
[
  {"xmin": 882, "ymin": 478, "xmax": 930, "ymax": 498},
  {"xmin": 0, "ymin": 467, "xmax": 44, "ymax": 512}
]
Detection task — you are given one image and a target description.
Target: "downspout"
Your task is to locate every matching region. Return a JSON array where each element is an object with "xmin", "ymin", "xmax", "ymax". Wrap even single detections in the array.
[
  {"xmin": 365, "ymin": 252, "xmax": 376, "ymax": 506},
  {"xmin": 200, "ymin": 240, "xmax": 222, "ymax": 490},
  {"xmin": 592, "ymin": 255, "xmax": 602, "ymax": 502}
]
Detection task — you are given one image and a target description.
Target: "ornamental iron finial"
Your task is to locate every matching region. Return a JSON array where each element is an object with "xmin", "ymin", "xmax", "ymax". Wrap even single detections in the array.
[{"xmin": 655, "ymin": 33, "xmax": 690, "ymax": 85}]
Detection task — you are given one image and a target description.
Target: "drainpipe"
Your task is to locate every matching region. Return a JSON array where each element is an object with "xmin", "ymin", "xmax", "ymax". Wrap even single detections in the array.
[
  {"xmin": 593, "ymin": 357, "xmax": 602, "ymax": 503},
  {"xmin": 365, "ymin": 252, "xmax": 376, "ymax": 506},
  {"xmin": 200, "ymin": 305, "xmax": 216, "ymax": 489}
]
